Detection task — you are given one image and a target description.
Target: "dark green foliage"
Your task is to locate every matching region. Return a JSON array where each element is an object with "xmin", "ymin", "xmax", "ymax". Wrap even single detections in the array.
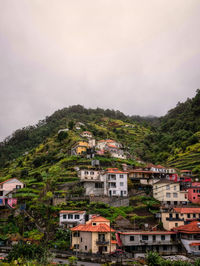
[
  {"xmin": 57, "ymin": 131, "xmax": 68, "ymax": 142},
  {"xmin": 7, "ymin": 242, "xmax": 49, "ymax": 263}
]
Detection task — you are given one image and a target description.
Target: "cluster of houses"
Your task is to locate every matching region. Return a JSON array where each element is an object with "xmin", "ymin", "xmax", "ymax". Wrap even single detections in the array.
[
  {"xmin": 1, "ymin": 141, "xmax": 200, "ymax": 258},
  {"xmin": 57, "ymin": 163, "xmax": 200, "ymax": 257},
  {"xmin": 71, "ymin": 130, "xmax": 127, "ymax": 159}
]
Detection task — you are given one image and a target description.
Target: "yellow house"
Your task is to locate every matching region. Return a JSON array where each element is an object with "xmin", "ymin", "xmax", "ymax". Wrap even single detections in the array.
[
  {"xmin": 71, "ymin": 216, "xmax": 117, "ymax": 254},
  {"xmin": 161, "ymin": 207, "xmax": 200, "ymax": 230},
  {"xmin": 153, "ymin": 179, "xmax": 188, "ymax": 205},
  {"xmin": 71, "ymin": 141, "xmax": 89, "ymax": 155}
]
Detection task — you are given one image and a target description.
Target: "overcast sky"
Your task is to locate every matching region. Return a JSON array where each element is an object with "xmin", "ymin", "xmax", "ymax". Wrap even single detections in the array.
[{"xmin": 0, "ymin": 0, "xmax": 200, "ymax": 141}]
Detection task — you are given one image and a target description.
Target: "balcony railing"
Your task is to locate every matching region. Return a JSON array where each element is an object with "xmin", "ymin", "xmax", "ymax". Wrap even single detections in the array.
[
  {"xmin": 166, "ymin": 217, "xmax": 184, "ymax": 221},
  {"xmin": 96, "ymin": 240, "xmax": 109, "ymax": 245}
]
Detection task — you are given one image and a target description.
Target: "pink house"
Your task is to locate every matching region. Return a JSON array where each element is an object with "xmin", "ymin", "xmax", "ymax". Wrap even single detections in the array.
[
  {"xmin": 188, "ymin": 183, "xmax": 200, "ymax": 204},
  {"xmin": 0, "ymin": 178, "xmax": 24, "ymax": 197}
]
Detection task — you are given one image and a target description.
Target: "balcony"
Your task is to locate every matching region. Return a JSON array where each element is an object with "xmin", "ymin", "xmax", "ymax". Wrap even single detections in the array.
[
  {"xmin": 166, "ymin": 217, "xmax": 184, "ymax": 221},
  {"xmin": 96, "ymin": 240, "xmax": 109, "ymax": 245}
]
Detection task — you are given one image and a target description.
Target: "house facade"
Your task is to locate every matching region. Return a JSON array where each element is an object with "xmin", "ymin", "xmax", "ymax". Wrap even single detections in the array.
[
  {"xmin": 187, "ymin": 183, "xmax": 200, "ymax": 204},
  {"xmin": 71, "ymin": 216, "xmax": 116, "ymax": 254},
  {"xmin": 81, "ymin": 131, "xmax": 93, "ymax": 139},
  {"xmin": 71, "ymin": 141, "xmax": 89, "ymax": 155},
  {"xmin": 153, "ymin": 179, "xmax": 188, "ymax": 205},
  {"xmin": 161, "ymin": 207, "xmax": 200, "ymax": 231},
  {"xmin": 106, "ymin": 168, "xmax": 128, "ymax": 197},
  {"xmin": 174, "ymin": 221, "xmax": 200, "ymax": 255},
  {"xmin": 119, "ymin": 231, "xmax": 178, "ymax": 256},
  {"xmin": 59, "ymin": 210, "xmax": 86, "ymax": 228},
  {"xmin": 0, "ymin": 178, "xmax": 24, "ymax": 197},
  {"xmin": 78, "ymin": 170, "xmax": 107, "ymax": 196},
  {"xmin": 78, "ymin": 168, "xmax": 128, "ymax": 197}
]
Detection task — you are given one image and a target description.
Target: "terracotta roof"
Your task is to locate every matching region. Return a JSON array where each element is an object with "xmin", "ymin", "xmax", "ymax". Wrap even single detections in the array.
[
  {"xmin": 119, "ymin": 231, "xmax": 176, "ymax": 235},
  {"xmin": 90, "ymin": 216, "xmax": 110, "ymax": 222},
  {"xmin": 106, "ymin": 168, "xmax": 128, "ymax": 174},
  {"xmin": 107, "ymin": 144, "xmax": 118, "ymax": 148},
  {"xmin": 60, "ymin": 210, "xmax": 86, "ymax": 214},
  {"xmin": 71, "ymin": 223, "xmax": 115, "ymax": 233},
  {"xmin": 173, "ymin": 208, "xmax": 200, "ymax": 214},
  {"xmin": 111, "ymin": 240, "xmax": 118, "ymax": 244},
  {"xmin": 181, "ymin": 170, "xmax": 191, "ymax": 173},
  {"xmin": 173, "ymin": 221, "xmax": 200, "ymax": 234},
  {"xmin": 156, "ymin": 165, "xmax": 166, "ymax": 169},
  {"xmin": 189, "ymin": 242, "xmax": 200, "ymax": 246}
]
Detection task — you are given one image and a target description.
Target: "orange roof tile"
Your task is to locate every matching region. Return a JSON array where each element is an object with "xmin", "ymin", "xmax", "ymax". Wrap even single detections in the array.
[
  {"xmin": 190, "ymin": 242, "xmax": 200, "ymax": 246},
  {"xmin": 71, "ymin": 223, "xmax": 115, "ymax": 233},
  {"xmin": 173, "ymin": 221, "xmax": 200, "ymax": 234},
  {"xmin": 111, "ymin": 240, "xmax": 118, "ymax": 244},
  {"xmin": 91, "ymin": 216, "xmax": 110, "ymax": 222},
  {"xmin": 173, "ymin": 208, "xmax": 200, "ymax": 214}
]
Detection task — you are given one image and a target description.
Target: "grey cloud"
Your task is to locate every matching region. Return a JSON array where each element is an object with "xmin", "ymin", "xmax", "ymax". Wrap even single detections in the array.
[{"xmin": 0, "ymin": 0, "xmax": 200, "ymax": 140}]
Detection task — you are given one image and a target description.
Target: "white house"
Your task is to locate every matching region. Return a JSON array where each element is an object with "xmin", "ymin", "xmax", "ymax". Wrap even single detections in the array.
[
  {"xmin": 78, "ymin": 168, "xmax": 128, "ymax": 197},
  {"xmin": 59, "ymin": 210, "xmax": 86, "ymax": 228},
  {"xmin": 106, "ymin": 168, "xmax": 128, "ymax": 197}
]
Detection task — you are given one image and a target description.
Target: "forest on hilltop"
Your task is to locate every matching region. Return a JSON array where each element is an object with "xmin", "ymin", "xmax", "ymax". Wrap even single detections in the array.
[{"xmin": 0, "ymin": 89, "xmax": 200, "ymax": 173}]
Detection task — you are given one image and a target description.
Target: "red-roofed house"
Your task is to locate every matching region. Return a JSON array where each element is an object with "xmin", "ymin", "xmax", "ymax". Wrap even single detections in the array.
[
  {"xmin": 71, "ymin": 216, "xmax": 117, "ymax": 254},
  {"xmin": 174, "ymin": 221, "xmax": 200, "ymax": 255},
  {"xmin": 161, "ymin": 207, "xmax": 200, "ymax": 230},
  {"xmin": 96, "ymin": 140, "xmax": 126, "ymax": 159}
]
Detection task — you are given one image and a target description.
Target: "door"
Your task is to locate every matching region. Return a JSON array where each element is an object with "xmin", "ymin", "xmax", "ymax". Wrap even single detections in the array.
[{"xmin": 121, "ymin": 191, "xmax": 123, "ymax": 197}]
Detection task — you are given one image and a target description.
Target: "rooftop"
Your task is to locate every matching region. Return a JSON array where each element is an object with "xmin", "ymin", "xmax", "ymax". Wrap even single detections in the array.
[
  {"xmin": 173, "ymin": 221, "xmax": 200, "ymax": 234},
  {"xmin": 59, "ymin": 210, "xmax": 86, "ymax": 214},
  {"xmin": 173, "ymin": 207, "xmax": 200, "ymax": 214},
  {"xmin": 119, "ymin": 231, "xmax": 176, "ymax": 235}
]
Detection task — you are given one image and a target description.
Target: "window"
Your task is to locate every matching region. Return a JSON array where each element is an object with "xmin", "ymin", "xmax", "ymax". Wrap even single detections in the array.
[
  {"xmin": 90, "ymin": 171, "xmax": 94, "ymax": 175},
  {"xmin": 16, "ymin": 185, "xmax": 21, "ymax": 189},
  {"xmin": 95, "ymin": 183, "xmax": 103, "ymax": 188},
  {"xmin": 68, "ymin": 214, "xmax": 73, "ymax": 219},
  {"xmin": 74, "ymin": 244, "xmax": 79, "ymax": 249},
  {"xmin": 120, "ymin": 182, "xmax": 124, "ymax": 186},
  {"xmin": 75, "ymin": 215, "xmax": 80, "ymax": 220},
  {"xmin": 0, "ymin": 185, "xmax": 3, "ymax": 189},
  {"xmin": 85, "ymin": 246, "xmax": 87, "ymax": 251},
  {"xmin": 120, "ymin": 175, "xmax": 123, "ymax": 178},
  {"xmin": 166, "ymin": 185, "xmax": 170, "ymax": 190},
  {"xmin": 124, "ymin": 191, "xmax": 126, "ymax": 194},
  {"xmin": 130, "ymin": 236, "xmax": 134, "ymax": 241},
  {"xmin": 81, "ymin": 237, "xmax": 82, "ymax": 242},
  {"xmin": 187, "ymin": 214, "xmax": 191, "ymax": 218},
  {"xmin": 142, "ymin": 235, "xmax": 148, "ymax": 241},
  {"xmin": 193, "ymin": 214, "xmax": 196, "ymax": 218},
  {"xmin": 0, "ymin": 191, "xmax": 3, "ymax": 196},
  {"xmin": 193, "ymin": 190, "xmax": 196, "ymax": 193},
  {"xmin": 113, "ymin": 190, "xmax": 116, "ymax": 194},
  {"xmin": 161, "ymin": 235, "xmax": 165, "ymax": 241},
  {"xmin": 63, "ymin": 214, "xmax": 67, "ymax": 219},
  {"xmin": 174, "ymin": 186, "xmax": 177, "ymax": 191},
  {"xmin": 92, "ymin": 223, "xmax": 96, "ymax": 226},
  {"xmin": 193, "ymin": 197, "xmax": 196, "ymax": 199},
  {"xmin": 175, "ymin": 223, "xmax": 178, "ymax": 227},
  {"xmin": 102, "ymin": 246, "xmax": 107, "ymax": 252},
  {"xmin": 163, "ymin": 246, "xmax": 168, "ymax": 251},
  {"xmin": 73, "ymin": 232, "xmax": 80, "ymax": 237},
  {"xmin": 166, "ymin": 193, "xmax": 171, "ymax": 198},
  {"xmin": 173, "ymin": 193, "xmax": 178, "ymax": 198}
]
